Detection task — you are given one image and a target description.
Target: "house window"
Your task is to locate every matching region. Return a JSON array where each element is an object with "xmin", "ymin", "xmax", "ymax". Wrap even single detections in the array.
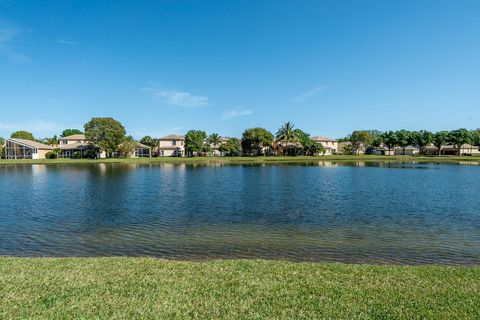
[{"xmin": 172, "ymin": 140, "xmax": 177, "ymax": 146}]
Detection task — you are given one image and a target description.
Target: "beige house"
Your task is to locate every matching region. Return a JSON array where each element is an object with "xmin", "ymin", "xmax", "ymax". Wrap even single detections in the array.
[
  {"xmin": 311, "ymin": 136, "xmax": 339, "ymax": 155},
  {"xmin": 208, "ymin": 136, "xmax": 230, "ymax": 156},
  {"xmin": 4, "ymin": 138, "xmax": 53, "ymax": 159},
  {"xmin": 157, "ymin": 134, "xmax": 185, "ymax": 157},
  {"xmin": 117, "ymin": 141, "xmax": 151, "ymax": 158},
  {"xmin": 59, "ymin": 134, "xmax": 87, "ymax": 145},
  {"xmin": 394, "ymin": 146, "xmax": 420, "ymax": 156},
  {"xmin": 424, "ymin": 144, "xmax": 480, "ymax": 156},
  {"xmin": 58, "ymin": 134, "xmax": 95, "ymax": 158}
]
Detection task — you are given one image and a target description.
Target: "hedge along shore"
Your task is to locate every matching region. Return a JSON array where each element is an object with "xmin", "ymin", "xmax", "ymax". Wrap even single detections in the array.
[
  {"xmin": 1, "ymin": 155, "xmax": 480, "ymax": 166},
  {"xmin": 0, "ymin": 258, "xmax": 479, "ymax": 319}
]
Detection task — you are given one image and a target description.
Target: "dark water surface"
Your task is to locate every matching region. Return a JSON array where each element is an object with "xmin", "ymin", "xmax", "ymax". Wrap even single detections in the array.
[{"xmin": 1, "ymin": 161, "xmax": 479, "ymax": 265}]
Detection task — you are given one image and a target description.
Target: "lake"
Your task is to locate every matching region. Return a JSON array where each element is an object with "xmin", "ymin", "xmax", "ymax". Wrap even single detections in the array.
[{"xmin": 0, "ymin": 161, "xmax": 479, "ymax": 265}]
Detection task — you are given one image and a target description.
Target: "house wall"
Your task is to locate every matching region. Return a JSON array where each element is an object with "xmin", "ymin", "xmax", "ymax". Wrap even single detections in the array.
[
  {"xmin": 394, "ymin": 148, "xmax": 420, "ymax": 156},
  {"xmin": 316, "ymin": 141, "xmax": 339, "ymax": 155},
  {"xmin": 158, "ymin": 139, "xmax": 185, "ymax": 157},
  {"xmin": 59, "ymin": 139, "xmax": 87, "ymax": 145},
  {"xmin": 36, "ymin": 149, "xmax": 50, "ymax": 159},
  {"xmin": 158, "ymin": 139, "xmax": 184, "ymax": 148},
  {"xmin": 159, "ymin": 149, "xmax": 183, "ymax": 157}
]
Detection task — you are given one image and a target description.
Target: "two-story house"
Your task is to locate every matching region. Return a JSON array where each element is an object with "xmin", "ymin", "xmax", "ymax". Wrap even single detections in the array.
[
  {"xmin": 311, "ymin": 136, "xmax": 339, "ymax": 155},
  {"xmin": 157, "ymin": 134, "xmax": 185, "ymax": 157}
]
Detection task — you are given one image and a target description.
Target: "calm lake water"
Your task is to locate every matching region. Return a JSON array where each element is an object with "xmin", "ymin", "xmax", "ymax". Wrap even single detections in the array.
[{"xmin": 1, "ymin": 161, "xmax": 479, "ymax": 265}]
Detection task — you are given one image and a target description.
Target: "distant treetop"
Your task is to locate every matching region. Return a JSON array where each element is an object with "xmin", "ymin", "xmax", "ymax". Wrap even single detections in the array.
[
  {"xmin": 10, "ymin": 131, "xmax": 35, "ymax": 141},
  {"xmin": 61, "ymin": 129, "xmax": 83, "ymax": 137}
]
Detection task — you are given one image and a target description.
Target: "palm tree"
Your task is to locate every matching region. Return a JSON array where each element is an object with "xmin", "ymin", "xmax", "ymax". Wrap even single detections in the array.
[
  {"xmin": 207, "ymin": 133, "xmax": 222, "ymax": 155},
  {"xmin": 208, "ymin": 133, "xmax": 221, "ymax": 147},
  {"xmin": 275, "ymin": 121, "xmax": 300, "ymax": 155}
]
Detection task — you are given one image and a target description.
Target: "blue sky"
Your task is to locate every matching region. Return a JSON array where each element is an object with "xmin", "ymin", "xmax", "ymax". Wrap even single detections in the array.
[{"xmin": 1, "ymin": 0, "xmax": 479, "ymax": 139}]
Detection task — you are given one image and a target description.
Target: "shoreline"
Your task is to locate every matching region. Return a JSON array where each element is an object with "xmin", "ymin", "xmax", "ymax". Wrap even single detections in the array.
[{"xmin": 1, "ymin": 155, "xmax": 480, "ymax": 166}]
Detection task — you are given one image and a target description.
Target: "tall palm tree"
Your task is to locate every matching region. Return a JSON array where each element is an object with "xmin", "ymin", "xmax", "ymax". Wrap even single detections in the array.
[
  {"xmin": 207, "ymin": 133, "xmax": 222, "ymax": 149},
  {"xmin": 275, "ymin": 121, "xmax": 300, "ymax": 155}
]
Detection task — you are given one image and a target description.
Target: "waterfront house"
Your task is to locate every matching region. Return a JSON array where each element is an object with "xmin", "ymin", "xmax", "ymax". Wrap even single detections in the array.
[
  {"xmin": 372, "ymin": 146, "xmax": 395, "ymax": 156},
  {"xmin": 4, "ymin": 138, "xmax": 53, "ymax": 159},
  {"xmin": 157, "ymin": 134, "xmax": 185, "ymax": 157},
  {"xmin": 394, "ymin": 146, "xmax": 420, "ymax": 156},
  {"xmin": 58, "ymin": 134, "xmax": 96, "ymax": 158},
  {"xmin": 59, "ymin": 134, "xmax": 87, "ymax": 145},
  {"xmin": 117, "ymin": 141, "xmax": 151, "ymax": 158},
  {"xmin": 424, "ymin": 144, "xmax": 480, "ymax": 156},
  {"xmin": 208, "ymin": 136, "xmax": 229, "ymax": 156},
  {"xmin": 311, "ymin": 136, "xmax": 339, "ymax": 155}
]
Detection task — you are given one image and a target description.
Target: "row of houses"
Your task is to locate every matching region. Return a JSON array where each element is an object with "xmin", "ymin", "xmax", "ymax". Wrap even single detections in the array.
[
  {"xmin": 372, "ymin": 145, "xmax": 480, "ymax": 156},
  {"xmin": 6, "ymin": 132, "xmax": 477, "ymax": 160},
  {"xmin": 3, "ymin": 134, "xmax": 151, "ymax": 160},
  {"xmin": 2, "ymin": 134, "xmax": 341, "ymax": 159},
  {"xmin": 346, "ymin": 143, "xmax": 480, "ymax": 156}
]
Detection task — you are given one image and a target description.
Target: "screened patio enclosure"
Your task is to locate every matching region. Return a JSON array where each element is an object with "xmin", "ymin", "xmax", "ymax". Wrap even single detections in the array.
[
  {"xmin": 134, "ymin": 146, "xmax": 151, "ymax": 158},
  {"xmin": 4, "ymin": 139, "xmax": 53, "ymax": 159}
]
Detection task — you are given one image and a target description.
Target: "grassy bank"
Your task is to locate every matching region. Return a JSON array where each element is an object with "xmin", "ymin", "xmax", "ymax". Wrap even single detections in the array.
[
  {"xmin": 1, "ymin": 155, "xmax": 480, "ymax": 166},
  {"xmin": 0, "ymin": 258, "xmax": 479, "ymax": 319}
]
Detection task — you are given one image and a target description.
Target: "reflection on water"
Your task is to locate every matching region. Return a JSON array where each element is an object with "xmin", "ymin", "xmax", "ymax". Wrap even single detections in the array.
[{"xmin": 0, "ymin": 161, "xmax": 479, "ymax": 265}]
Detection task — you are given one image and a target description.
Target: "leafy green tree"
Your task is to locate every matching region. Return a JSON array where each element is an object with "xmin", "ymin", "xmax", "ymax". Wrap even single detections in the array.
[
  {"xmin": 432, "ymin": 131, "xmax": 449, "ymax": 156},
  {"xmin": 42, "ymin": 135, "xmax": 59, "ymax": 146},
  {"xmin": 185, "ymin": 130, "xmax": 207, "ymax": 156},
  {"xmin": 293, "ymin": 129, "xmax": 310, "ymax": 155},
  {"xmin": 84, "ymin": 117, "xmax": 126, "ymax": 155},
  {"xmin": 381, "ymin": 131, "xmax": 398, "ymax": 153},
  {"xmin": 53, "ymin": 147, "xmax": 61, "ymax": 158},
  {"xmin": 241, "ymin": 127, "xmax": 274, "ymax": 156},
  {"xmin": 472, "ymin": 129, "xmax": 480, "ymax": 150},
  {"xmin": 11, "ymin": 131, "xmax": 35, "ymax": 141},
  {"xmin": 370, "ymin": 130, "xmax": 384, "ymax": 148},
  {"xmin": 61, "ymin": 129, "xmax": 83, "ymax": 137},
  {"xmin": 395, "ymin": 130, "xmax": 413, "ymax": 155},
  {"xmin": 350, "ymin": 130, "xmax": 373, "ymax": 155},
  {"xmin": 139, "ymin": 136, "xmax": 158, "ymax": 149},
  {"xmin": 448, "ymin": 128, "xmax": 472, "ymax": 156},
  {"xmin": 305, "ymin": 139, "xmax": 325, "ymax": 155},
  {"xmin": 219, "ymin": 138, "xmax": 242, "ymax": 156},
  {"xmin": 341, "ymin": 143, "xmax": 353, "ymax": 155},
  {"xmin": 337, "ymin": 136, "xmax": 351, "ymax": 143},
  {"xmin": 411, "ymin": 130, "xmax": 433, "ymax": 155},
  {"xmin": 293, "ymin": 129, "xmax": 324, "ymax": 155},
  {"xmin": 201, "ymin": 143, "xmax": 212, "ymax": 155},
  {"xmin": 118, "ymin": 140, "xmax": 137, "ymax": 158}
]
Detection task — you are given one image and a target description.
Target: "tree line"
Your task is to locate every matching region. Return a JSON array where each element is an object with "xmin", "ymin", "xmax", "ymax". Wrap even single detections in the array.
[
  {"xmin": 345, "ymin": 129, "xmax": 480, "ymax": 156},
  {"xmin": 182, "ymin": 122, "xmax": 326, "ymax": 156}
]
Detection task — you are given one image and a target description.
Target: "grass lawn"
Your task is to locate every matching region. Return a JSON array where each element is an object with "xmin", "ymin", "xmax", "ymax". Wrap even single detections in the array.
[
  {"xmin": 1, "ymin": 155, "xmax": 480, "ymax": 166},
  {"xmin": 0, "ymin": 258, "xmax": 479, "ymax": 319}
]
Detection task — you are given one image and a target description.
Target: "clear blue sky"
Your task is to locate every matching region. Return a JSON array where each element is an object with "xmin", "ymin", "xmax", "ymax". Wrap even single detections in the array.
[{"xmin": 1, "ymin": 0, "xmax": 479, "ymax": 139}]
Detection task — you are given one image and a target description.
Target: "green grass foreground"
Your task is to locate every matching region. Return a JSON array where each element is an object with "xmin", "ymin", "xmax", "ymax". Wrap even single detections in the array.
[
  {"xmin": 1, "ymin": 258, "xmax": 479, "ymax": 319},
  {"xmin": 1, "ymin": 155, "xmax": 480, "ymax": 166}
]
